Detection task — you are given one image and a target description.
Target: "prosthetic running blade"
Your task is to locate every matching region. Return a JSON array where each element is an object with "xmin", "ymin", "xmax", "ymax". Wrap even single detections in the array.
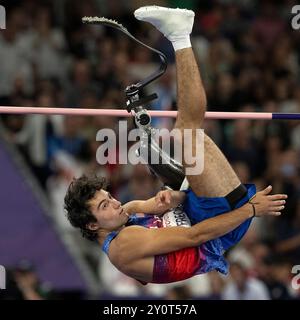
[{"xmin": 82, "ymin": 16, "xmax": 186, "ymax": 190}]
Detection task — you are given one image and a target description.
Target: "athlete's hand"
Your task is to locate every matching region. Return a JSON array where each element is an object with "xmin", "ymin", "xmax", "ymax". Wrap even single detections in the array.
[
  {"xmin": 249, "ymin": 185, "xmax": 287, "ymax": 217},
  {"xmin": 155, "ymin": 190, "xmax": 173, "ymax": 208}
]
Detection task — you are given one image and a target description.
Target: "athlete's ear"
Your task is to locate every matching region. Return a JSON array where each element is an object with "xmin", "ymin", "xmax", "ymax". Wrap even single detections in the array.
[{"xmin": 86, "ymin": 222, "xmax": 100, "ymax": 231}]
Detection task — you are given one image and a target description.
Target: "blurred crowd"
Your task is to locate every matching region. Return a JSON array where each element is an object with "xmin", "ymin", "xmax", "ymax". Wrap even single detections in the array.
[
  {"xmin": 1, "ymin": 0, "xmax": 300, "ymax": 299},
  {"xmin": 0, "ymin": 259, "xmax": 84, "ymax": 300}
]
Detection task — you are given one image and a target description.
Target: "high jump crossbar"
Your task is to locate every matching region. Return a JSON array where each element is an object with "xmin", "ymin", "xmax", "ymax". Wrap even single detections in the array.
[{"xmin": 0, "ymin": 106, "xmax": 300, "ymax": 120}]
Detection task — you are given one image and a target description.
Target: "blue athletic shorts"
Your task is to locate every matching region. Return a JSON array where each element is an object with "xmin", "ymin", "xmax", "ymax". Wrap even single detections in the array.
[{"xmin": 183, "ymin": 184, "xmax": 256, "ymax": 251}]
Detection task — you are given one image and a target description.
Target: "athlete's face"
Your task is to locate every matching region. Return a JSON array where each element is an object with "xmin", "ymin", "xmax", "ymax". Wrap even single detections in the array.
[{"xmin": 87, "ymin": 190, "xmax": 129, "ymax": 232}]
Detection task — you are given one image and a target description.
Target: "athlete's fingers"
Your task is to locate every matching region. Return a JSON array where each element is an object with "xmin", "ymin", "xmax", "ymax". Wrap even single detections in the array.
[
  {"xmin": 267, "ymin": 194, "xmax": 288, "ymax": 200},
  {"xmin": 270, "ymin": 200, "xmax": 286, "ymax": 206},
  {"xmin": 155, "ymin": 194, "xmax": 163, "ymax": 206},
  {"xmin": 160, "ymin": 193, "xmax": 167, "ymax": 204},
  {"xmin": 267, "ymin": 211, "xmax": 282, "ymax": 216},
  {"xmin": 159, "ymin": 191, "xmax": 165, "ymax": 199},
  {"xmin": 158, "ymin": 191, "xmax": 171, "ymax": 204},
  {"xmin": 157, "ymin": 199, "xmax": 163, "ymax": 207},
  {"xmin": 269, "ymin": 205, "xmax": 285, "ymax": 211},
  {"xmin": 164, "ymin": 192, "xmax": 171, "ymax": 204},
  {"xmin": 262, "ymin": 185, "xmax": 272, "ymax": 195},
  {"xmin": 156, "ymin": 191, "xmax": 170, "ymax": 206}
]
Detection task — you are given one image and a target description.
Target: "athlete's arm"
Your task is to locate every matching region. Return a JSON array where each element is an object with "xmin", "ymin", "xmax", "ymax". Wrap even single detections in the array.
[
  {"xmin": 123, "ymin": 190, "xmax": 186, "ymax": 215},
  {"xmin": 116, "ymin": 186, "xmax": 287, "ymax": 260}
]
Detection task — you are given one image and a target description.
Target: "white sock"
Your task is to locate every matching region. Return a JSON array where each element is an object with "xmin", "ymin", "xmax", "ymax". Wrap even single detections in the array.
[{"xmin": 170, "ymin": 35, "xmax": 191, "ymax": 51}]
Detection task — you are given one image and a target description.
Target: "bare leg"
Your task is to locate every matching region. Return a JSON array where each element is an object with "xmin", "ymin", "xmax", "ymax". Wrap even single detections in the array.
[
  {"xmin": 174, "ymin": 48, "xmax": 240, "ymax": 196},
  {"xmin": 135, "ymin": 6, "xmax": 241, "ymax": 197}
]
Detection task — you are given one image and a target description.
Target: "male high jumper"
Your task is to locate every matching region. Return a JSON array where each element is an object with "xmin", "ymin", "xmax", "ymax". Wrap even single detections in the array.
[{"xmin": 64, "ymin": 6, "xmax": 287, "ymax": 284}]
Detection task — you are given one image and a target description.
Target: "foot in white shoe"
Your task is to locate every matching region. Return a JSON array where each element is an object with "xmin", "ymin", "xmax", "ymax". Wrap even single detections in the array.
[{"xmin": 134, "ymin": 6, "xmax": 195, "ymax": 42}]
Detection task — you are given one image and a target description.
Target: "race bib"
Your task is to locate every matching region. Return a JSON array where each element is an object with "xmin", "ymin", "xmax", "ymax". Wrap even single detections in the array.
[{"xmin": 162, "ymin": 205, "xmax": 191, "ymax": 228}]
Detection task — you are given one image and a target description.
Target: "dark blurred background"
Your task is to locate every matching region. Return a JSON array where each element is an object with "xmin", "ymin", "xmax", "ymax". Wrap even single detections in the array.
[{"xmin": 0, "ymin": 0, "xmax": 300, "ymax": 300}]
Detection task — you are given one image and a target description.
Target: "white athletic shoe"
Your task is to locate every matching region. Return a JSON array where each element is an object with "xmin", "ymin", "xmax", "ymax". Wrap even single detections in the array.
[{"xmin": 134, "ymin": 6, "xmax": 195, "ymax": 42}]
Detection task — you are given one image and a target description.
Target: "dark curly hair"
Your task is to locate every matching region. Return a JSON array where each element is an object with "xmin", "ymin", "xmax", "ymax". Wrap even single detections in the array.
[{"xmin": 64, "ymin": 175, "xmax": 107, "ymax": 242}]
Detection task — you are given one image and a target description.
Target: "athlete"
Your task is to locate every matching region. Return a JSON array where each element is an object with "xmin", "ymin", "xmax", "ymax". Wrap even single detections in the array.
[{"xmin": 64, "ymin": 6, "xmax": 287, "ymax": 284}]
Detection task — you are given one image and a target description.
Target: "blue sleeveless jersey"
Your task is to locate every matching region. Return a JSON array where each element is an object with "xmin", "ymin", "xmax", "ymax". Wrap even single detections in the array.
[{"xmin": 102, "ymin": 184, "xmax": 256, "ymax": 284}]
